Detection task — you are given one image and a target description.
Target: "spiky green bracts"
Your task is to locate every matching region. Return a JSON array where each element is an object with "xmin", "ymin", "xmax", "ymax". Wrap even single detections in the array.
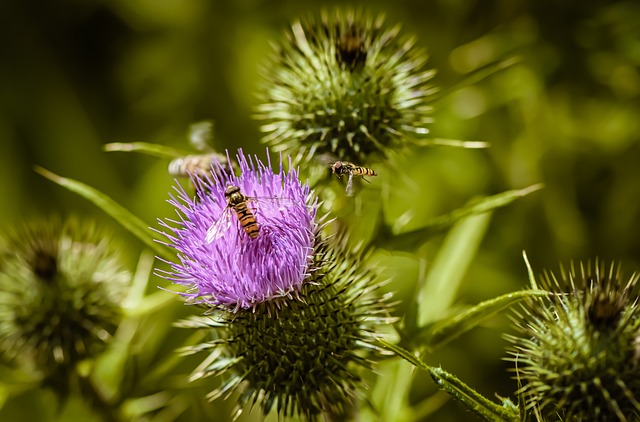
[
  {"xmin": 179, "ymin": 239, "xmax": 394, "ymax": 420},
  {"xmin": 507, "ymin": 260, "xmax": 640, "ymax": 421},
  {"xmin": 257, "ymin": 9, "xmax": 437, "ymax": 164},
  {"xmin": 0, "ymin": 218, "xmax": 131, "ymax": 388}
]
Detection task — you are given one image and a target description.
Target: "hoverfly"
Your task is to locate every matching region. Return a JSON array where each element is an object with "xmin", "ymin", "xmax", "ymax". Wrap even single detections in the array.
[
  {"xmin": 330, "ymin": 161, "xmax": 377, "ymax": 196},
  {"xmin": 168, "ymin": 153, "xmax": 227, "ymax": 178},
  {"xmin": 204, "ymin": 185, "xmax": 293, "ymax": 243},
  {"xmin": 168, "ymin": 120, "xmax": 225, "ymax": 178}
]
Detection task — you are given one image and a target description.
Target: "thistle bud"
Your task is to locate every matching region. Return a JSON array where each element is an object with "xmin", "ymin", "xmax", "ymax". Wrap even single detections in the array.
[
  {"xmin": 158, "ymin": 150, "xmax": 394, "ymax": 419},
  {"xmin": 0, "ymin": 218, "xmax": 131, "ymax": 385},
  {"xmin": 256, "ymin": 9, "xmax": 437, "ymax": 164},
  {"xmin": 507, "ymin": 260, "xmax": 640, "ymax": 421}
]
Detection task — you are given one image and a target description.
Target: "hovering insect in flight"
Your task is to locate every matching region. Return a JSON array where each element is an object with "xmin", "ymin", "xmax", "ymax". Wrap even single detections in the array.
[
  {"xmin": 205, "ymin": 185, "xmax": 293, "ymax": 243},
  {"xmin": 168, "ymin": 153, "xmax": 227, "ymax": 178},
  {"xmin": 168, "ymin": 120, "xmax": 226, "ymax": 178},
  {"xmin": 330, "ymin": 161, "xmax": 378, "ymax": 196}
]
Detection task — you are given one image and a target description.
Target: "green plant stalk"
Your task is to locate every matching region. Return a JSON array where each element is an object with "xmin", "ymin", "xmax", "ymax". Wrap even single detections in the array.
[{"xmin": 379, "ymin": 340, "xmax": 519, "ymax": 422}]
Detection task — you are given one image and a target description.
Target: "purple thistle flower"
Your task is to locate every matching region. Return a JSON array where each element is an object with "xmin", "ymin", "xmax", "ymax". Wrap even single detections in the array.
[{"xmin": 157, "ymin": 149, "xmax": 318, "ymax": 310}]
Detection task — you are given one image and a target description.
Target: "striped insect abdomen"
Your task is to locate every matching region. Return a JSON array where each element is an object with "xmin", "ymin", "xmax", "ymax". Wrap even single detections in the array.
[
  {"xmin": 232, "ymin": 202, "xmax": 259, "ymax": 239},
  {"xmin": 355, "ymin": 166, "xmax": 377, "ymax": 177}
]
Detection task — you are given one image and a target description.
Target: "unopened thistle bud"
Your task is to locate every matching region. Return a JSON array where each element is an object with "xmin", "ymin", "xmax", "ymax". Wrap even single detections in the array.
[
  {"xmin": 157, "ymin": 150, "xmax": 394, "ymax": 419},
  {"xmin": 257, "ymin": 9, "xmax": 437, "ymax": 164},
  {"xmin": 0, "ymin": 218, "xmax": 131, "ymax": 382},
  {"xmin": 507, "ymin": 260, "xmax": 640, "ymax": 421}
]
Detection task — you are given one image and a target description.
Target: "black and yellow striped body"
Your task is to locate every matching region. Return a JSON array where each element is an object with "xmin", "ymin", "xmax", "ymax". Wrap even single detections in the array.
[
  {"xmin": 330, "ymin": 161, "xmax": 377, "ymax": 196},
  {"xmin": 330, "ymin": 161, "xmax": 377, "ymax": 178},
  {"xmin": 225, "ymin": 185, "xmax": 259, "ymax": 239}
]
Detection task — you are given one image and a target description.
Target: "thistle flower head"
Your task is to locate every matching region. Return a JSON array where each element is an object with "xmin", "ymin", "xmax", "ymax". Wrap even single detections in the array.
[
  {"xmin": 159, "ymin": 150, "xmax": 394, "ymax": 419},
  {"xmin": 157, "ymin": 150, "xmax": 317, "ymax": 311},
  {"xmin": 0, "ymin": 218, "xmax": 131, "ymax": 375},
  {"xmin": 179, "ymin": 239, "xmax": 394, "ymax": 420},
  {"xmin": 257, "ymin": 8, "xmax": 437, "ymax": 164},
  {"xmin": 507, "ymin": 260, "xmax": 640, "ymax": 421}
]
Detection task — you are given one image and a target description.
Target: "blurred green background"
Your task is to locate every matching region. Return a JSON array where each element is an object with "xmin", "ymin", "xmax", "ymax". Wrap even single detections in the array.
[{"xmin": 2, "ymin": 0, "xmax": 640, "ymax": 421}]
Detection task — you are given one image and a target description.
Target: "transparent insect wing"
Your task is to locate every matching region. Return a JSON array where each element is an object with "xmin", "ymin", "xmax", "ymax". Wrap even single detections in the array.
[
  {"xmin": 188, "ymin": 120, "xmax": 214, "ymax": 151},
  {"xmin": 250, "ymin": 195, "xmax": 298, "ymax": 216},
  {"xmin": 205, "ymin": 194, "xmax": 302, "ymax": 243},
  {"xmin": 345, "ymin": 173, "xmax": 355, "ymax": 196},
  {"xmin": 316, "ymin": 153, "xmax": 340, "ymax": 167},
  {"xmin": 205, "ymin": 207, "xmax": 234, "ymax": 243}
]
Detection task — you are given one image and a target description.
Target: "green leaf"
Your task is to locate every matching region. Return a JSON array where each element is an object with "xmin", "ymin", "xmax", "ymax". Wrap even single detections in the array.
[
  {"xmin": 417, "ymin": 289, "xmax": 550, "ymax": 350},
  {"xmin": 416, "ymin": 212, "xmax": 492, "ymax": 327},
  {"xmin": 378, "ymin": 340, "xmax": 519, "ymax": 422},
  {"xmin": 104, "ymin": 142, "xmax": 191, "ymax": 159},
  {"xmin": 409, "ymin": 391, "xmax": 449, "ymax": 421},
  {"xmin": 34, "ymin": 166, "xmax": 173, "ymax": 261},
  {"xmin": 370, "ymin": 360, "xmax": 415, "ymax": 422},
  {"xmin": 122, "ymin": 392, "xmax": 176, "ymax": 418},
  {"xmin": 378, "ymin": 184, "xmax": 543, "ymax": 250},
  {"xmin": 522, "ymin": 250, "xmax": 539, "ymax": 289},
  {"xmin": 437, "ymin": 56, "xmax": 522, "ymax": 99},
  {"xmin": 435, "ymin": 184, "xmax": 541, "ymax": 226}
]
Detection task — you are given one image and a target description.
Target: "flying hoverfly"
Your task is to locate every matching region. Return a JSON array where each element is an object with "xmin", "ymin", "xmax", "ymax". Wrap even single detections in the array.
[
  {"xmin": 168, "ymin": 153, "xmax": 227, "ymax": 178},
  {"xmin": 168, "ymin": 120, "xmax": 226, "ymax": 178},
  {"xmin": 204, "ymin": 185, "xmax": 294, "ymax": 243},
  {"xmin": 330, "ymin": 161, "xmax": 378, "ymax": 196}
]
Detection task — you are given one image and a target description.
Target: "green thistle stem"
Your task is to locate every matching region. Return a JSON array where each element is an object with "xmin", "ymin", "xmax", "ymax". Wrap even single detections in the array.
[
  {"xmin": 428, "ymin": 367, "xmax": 519, "ymax": 422},
  {"xmin": 379, "ymin": 340, "xmax": 519, "ymax": 422}
]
